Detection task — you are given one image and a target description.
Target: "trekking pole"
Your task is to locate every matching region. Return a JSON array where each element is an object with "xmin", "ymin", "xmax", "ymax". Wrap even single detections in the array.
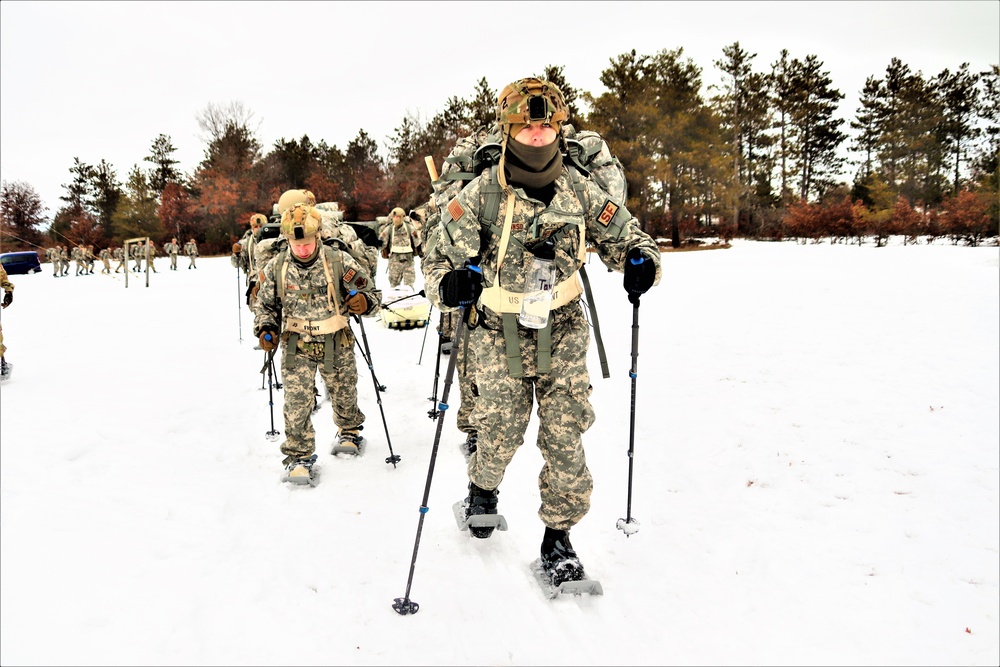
[
  {"xmin": 260, "ymin": 345, "xmax": 281, "ymax": 442},
  {"xmin": 417, "ymin": 305, "xmax": 436, "ymax": 365},
  {"xmin": 426, "ymin": 325, "xmax": 444, "ymax": 419},
  {"xmin": 269, "ymin": 350, "xmax": 282, "ymax": 390},
  {"xmin": 352, "ymin": 321, "xmax": 387, "ymax": 392},
  {"xmin": 393, "ymin": 306, "xmax": 468, "ymax": 616},
  {"xmin": 350, "ymin": 306, "xmax": 400, "ymax": 467},
  {"xmin": 616, "ymin": 298, "xmax": 641, "ymax": 536},
  {"xmin": 236, "ymin": 265, "xmax": 243, "ymax": 343}
]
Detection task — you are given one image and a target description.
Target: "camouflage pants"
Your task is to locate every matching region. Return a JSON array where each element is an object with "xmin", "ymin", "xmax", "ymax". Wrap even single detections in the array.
[
  {"xmin": 387, "ymin": 253, "xmax": 415, "ymax": 288},
  {"xmin": 467, "ymin": 302, "xmax": 595, "ymax": 531},
  {"xmin": 278, "ymin": 334, "xmax": 365, "ymax": 464},
  {"xmin": 0, "ymin": 322, "xmax": 5, "ymax": 357}
]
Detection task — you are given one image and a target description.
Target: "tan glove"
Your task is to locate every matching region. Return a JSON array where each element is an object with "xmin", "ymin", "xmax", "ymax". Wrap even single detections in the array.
[
  {"xmin": 259, "ymin": 329, "xmax": 278, "ymax": 351},
  {"xmin": 346, "ymin": 292, "xmax": 369, "ymax": 315},
  {"xmin": 232, "ymin": 243, "xmax": 242, "ymax": 255}
]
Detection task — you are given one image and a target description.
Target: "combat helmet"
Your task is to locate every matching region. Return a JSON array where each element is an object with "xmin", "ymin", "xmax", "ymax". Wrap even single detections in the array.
[
  {"xmin": 280, "ymin": 203, "xmax": 322, "ymax": 242},
  {"xmin": 277, "ymin": 189, "xmax": 317, "ymax": 215},
  {"xmin": 496, "ymin": 78, "xmax": 569, "ymax": 137},
  {"xmin": 249, "ymin": 213, "xmax": 267, "ymax": 229}
]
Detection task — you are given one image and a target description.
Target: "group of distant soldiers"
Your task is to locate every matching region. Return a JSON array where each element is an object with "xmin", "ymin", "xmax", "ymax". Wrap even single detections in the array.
[{"xmin": 44, "ymin": 238, "xmax": 201, "ymax": 277}]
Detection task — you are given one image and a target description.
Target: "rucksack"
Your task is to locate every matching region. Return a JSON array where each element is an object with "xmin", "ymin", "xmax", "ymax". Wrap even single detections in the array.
[
  {"xmin": 431, "ymin": 123, "xmax": 627, "ymax": 215},
  {"xmin": 428, "ymin": 124, "xmax": 626, "ymax": 379}
]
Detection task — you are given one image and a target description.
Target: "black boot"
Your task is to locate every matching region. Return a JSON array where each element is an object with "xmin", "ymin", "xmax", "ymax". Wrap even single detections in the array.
[
  {"xmin": 461, "ymin": 431, "xmax": 478, "ymax": 459},
  {"xmin": 464, "ymin": 482, "xmax": 498, "ymax": 539},
  {"xmin": 540, "ymin": 527, "xmax": 586, "ymax": 585}
]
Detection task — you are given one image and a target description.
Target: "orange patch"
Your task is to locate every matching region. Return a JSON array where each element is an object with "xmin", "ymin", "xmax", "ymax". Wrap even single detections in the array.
[
  {"xmin": 511, "ymin": 222, "xmax": 524, "ymax": 232},
  {"xmin": 597, "ymin": 200, "xmax": 619, "ymax": 226},
  {"xmin": 447, "ymin": 198, "xmax": 465, "ymax": 221},
  {"xmin": 342, "ymin": 268, "xmax": 356, "ymax": 283}
]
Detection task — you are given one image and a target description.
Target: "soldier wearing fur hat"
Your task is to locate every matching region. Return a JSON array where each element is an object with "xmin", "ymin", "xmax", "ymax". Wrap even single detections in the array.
[
  {"xmin": 377, "ymin": 207, "xmax": 422, "ymax": 288},
  {"xmin": 421, "ymin": 77, "xmax": 661, "ymax": 585},
  {"xmin": 253, "ymin": 193, "xmax": 381, "ymax": 484}
]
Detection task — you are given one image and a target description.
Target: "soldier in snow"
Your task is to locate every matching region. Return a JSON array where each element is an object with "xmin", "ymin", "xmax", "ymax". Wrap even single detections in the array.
[
  {"xmin": 377, "ymin": 207, "xmax": 422, "ymax": 288},
  {"xmin": 184, "ymin": 239, "xmax": 198, "ymax": 269},
  {"xmin": 253, "ymin": 193, "xmax": 381, "ymax": 484},
  {"xmin": 421, "ymin": 77, "xmax": 660, "ymax": 585}
]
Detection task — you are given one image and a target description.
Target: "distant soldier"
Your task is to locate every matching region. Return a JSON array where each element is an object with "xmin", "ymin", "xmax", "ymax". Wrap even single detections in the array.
[
  {"xmin": 57, "ymin": 245, "xmax": 69, "ymax": 276},
  {"xmin": 99, "ymin": 247, "xmax": 111, "ymax": 274},
  {"xmin": 0, "ymin": 264, "xmax": 14, "ymax": 382},
  {"xmin": 85, "ymin": 245, "xmax": 96, "ymax": 274},
  {"xmin": 163, "ymin": 237, "xmax": 180, "ymax": 271},
  {"xmin": 233, "ymin": 214, "xmax": 266, "ymax": 277},
  {"xmin": 46, "ymin": 247, "xmax": 59, "ymax": 277},
  {"xmin": 184, "ymin": 239, "xmax": 198, "ymax": 269},
  {"xmin": 72, "ymin": 244, "xmax": 86, "ymax": 276},
  {"xmin": 378, "ymin": 207, "xmax": 422, "ymax": 288},
  {"xmin": 146, "ymin": 240, "xmax": 158, "ymax": 273},
  {"xmin": 131, "ymin": 243, "xmax": 143, "ymax": 272},
  {"xmin": 113, "ymin": 246, "xmax": 126, "ymax": 273}
]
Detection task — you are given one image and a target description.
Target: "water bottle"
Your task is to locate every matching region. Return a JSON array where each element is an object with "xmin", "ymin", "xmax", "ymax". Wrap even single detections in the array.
[{"xmin": 519, "ymin": 240, "xmax": 556, "ymax": 329}]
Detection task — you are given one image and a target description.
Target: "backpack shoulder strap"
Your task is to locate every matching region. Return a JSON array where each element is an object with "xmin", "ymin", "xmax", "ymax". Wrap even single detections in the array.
[{"xmin": 276, "ymin": 249, "xmax": 289, "ymax": 302}]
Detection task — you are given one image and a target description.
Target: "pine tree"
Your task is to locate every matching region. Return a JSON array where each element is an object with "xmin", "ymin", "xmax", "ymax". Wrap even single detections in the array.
[{"xmin": 144, "ymin": 134, "xmax": 182, "ymax": 195}]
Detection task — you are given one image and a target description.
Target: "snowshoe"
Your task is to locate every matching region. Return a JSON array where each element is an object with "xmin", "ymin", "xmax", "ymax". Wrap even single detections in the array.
[
  {"xmin": 533, "ymin": 528, "xmax": 602, "ymax": 597},
  {"xmin": 332, "ymin": 430, "xmax": 365, "ymax": 456},
  {"xmin": 452, "ymin": 482, "xmax": 506, "ymax": 538},
  {"xmin": 0, "ymin": 360, "xmax": 12, "ymax": 384},
  {"xmin": 281, "ymin": 454, "xmax": 318, "ymax": 486}
]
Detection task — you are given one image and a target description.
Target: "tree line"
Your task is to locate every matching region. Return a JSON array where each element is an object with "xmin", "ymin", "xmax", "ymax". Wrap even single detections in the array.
[{"xmin": 2, "ymin": 44, "xmax": 997, "ymax": 256}]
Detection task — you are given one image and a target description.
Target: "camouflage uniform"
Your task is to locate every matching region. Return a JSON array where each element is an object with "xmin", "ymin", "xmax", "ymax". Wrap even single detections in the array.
[
  {"xmin": 113, "ymin": 247, "xmax": 126, "ymax": 273},
  {"xmin": 184, "ymin": 240, "xmax": 198, "ymax": 268},
  {"xmin": 58, "ymin": 246, "xmax": 69, "ymax": 276},
  {"xmin": 99, "ymin": 248, "xmax": 111, "ymax": 274},
  {"xmin": 378, "ymin": 211, "xmax": 422, "ymax": 288},
  {"xmin": 46, "ymin": 248, "xmax": 59, "ymax": 277},
  {"xmin": 164, "ymin": 239, "xmax": 180, "ymax": 270},
  {"xmin": 423, "ymin": 165, "xmax": 661, "ymax": 531},
  {"xmin": 254, "ymin": 239, "xmax": 382, "ymax": 465},
  {"xmin": 424, "ymin": 124, "xmax": 627, "ymax": 451},
  {"xmin": 131, "ymin": 243, "xmax": 143, "ymax": 272},
  {"xmin": 146, "ymin": 242, "xmax": 158, "ymax": 273},
  {"xmin": 0, "ymin": 265, "xmax": 13, "ymax": 371},
  {"xmin": 72, "ymin": 245, "xmax": 86, "ymax": 276}
]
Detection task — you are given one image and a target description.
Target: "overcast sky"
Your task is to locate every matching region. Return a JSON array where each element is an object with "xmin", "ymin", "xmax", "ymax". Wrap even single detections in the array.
[{"xmin": 1, "ymin": 0, "xmax": 997, "ymax": 220}]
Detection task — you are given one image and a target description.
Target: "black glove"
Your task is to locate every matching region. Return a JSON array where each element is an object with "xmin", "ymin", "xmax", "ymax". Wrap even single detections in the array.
[
  {"xmin": 245, "ymin": 279, "xmax": 257, "ymax": 306},
  {"xmin": 623, "ymin": 248, "xmax": 655, "ymax": 304},
  {"xmin": 259, "ymin": 329, "xmax": 278, "ymax": 352},
  {"xmin": 439, "ymin": 265, "xmax": 483, "ymax": 308},
  {"xmin": 1, "ymin": 291, "xmax": 11, "ymax": 308}
]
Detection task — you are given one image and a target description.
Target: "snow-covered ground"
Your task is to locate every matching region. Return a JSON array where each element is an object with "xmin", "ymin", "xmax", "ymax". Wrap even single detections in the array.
[{"xmin": 1, "ymin": 239, "xmax": 997, "ymax": 666}]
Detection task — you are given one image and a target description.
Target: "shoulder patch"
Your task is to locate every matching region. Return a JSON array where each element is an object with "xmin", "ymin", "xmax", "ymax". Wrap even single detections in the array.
[
  {"xmin": 342, "ymin": 268, "xmax": 357, "ymax": 283},
  {"xmin": 597, "ymin": 200, "xmax": 619, "ymax": 227},
  {"xmin": 447, "ymin": 198, "xmax": 465, "ymax": 221}
]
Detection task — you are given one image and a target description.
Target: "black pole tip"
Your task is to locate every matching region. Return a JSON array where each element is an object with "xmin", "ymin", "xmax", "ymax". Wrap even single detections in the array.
[{"xmin": 392, "ymin": 598, "xmax": 419, "ymax": 615}]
